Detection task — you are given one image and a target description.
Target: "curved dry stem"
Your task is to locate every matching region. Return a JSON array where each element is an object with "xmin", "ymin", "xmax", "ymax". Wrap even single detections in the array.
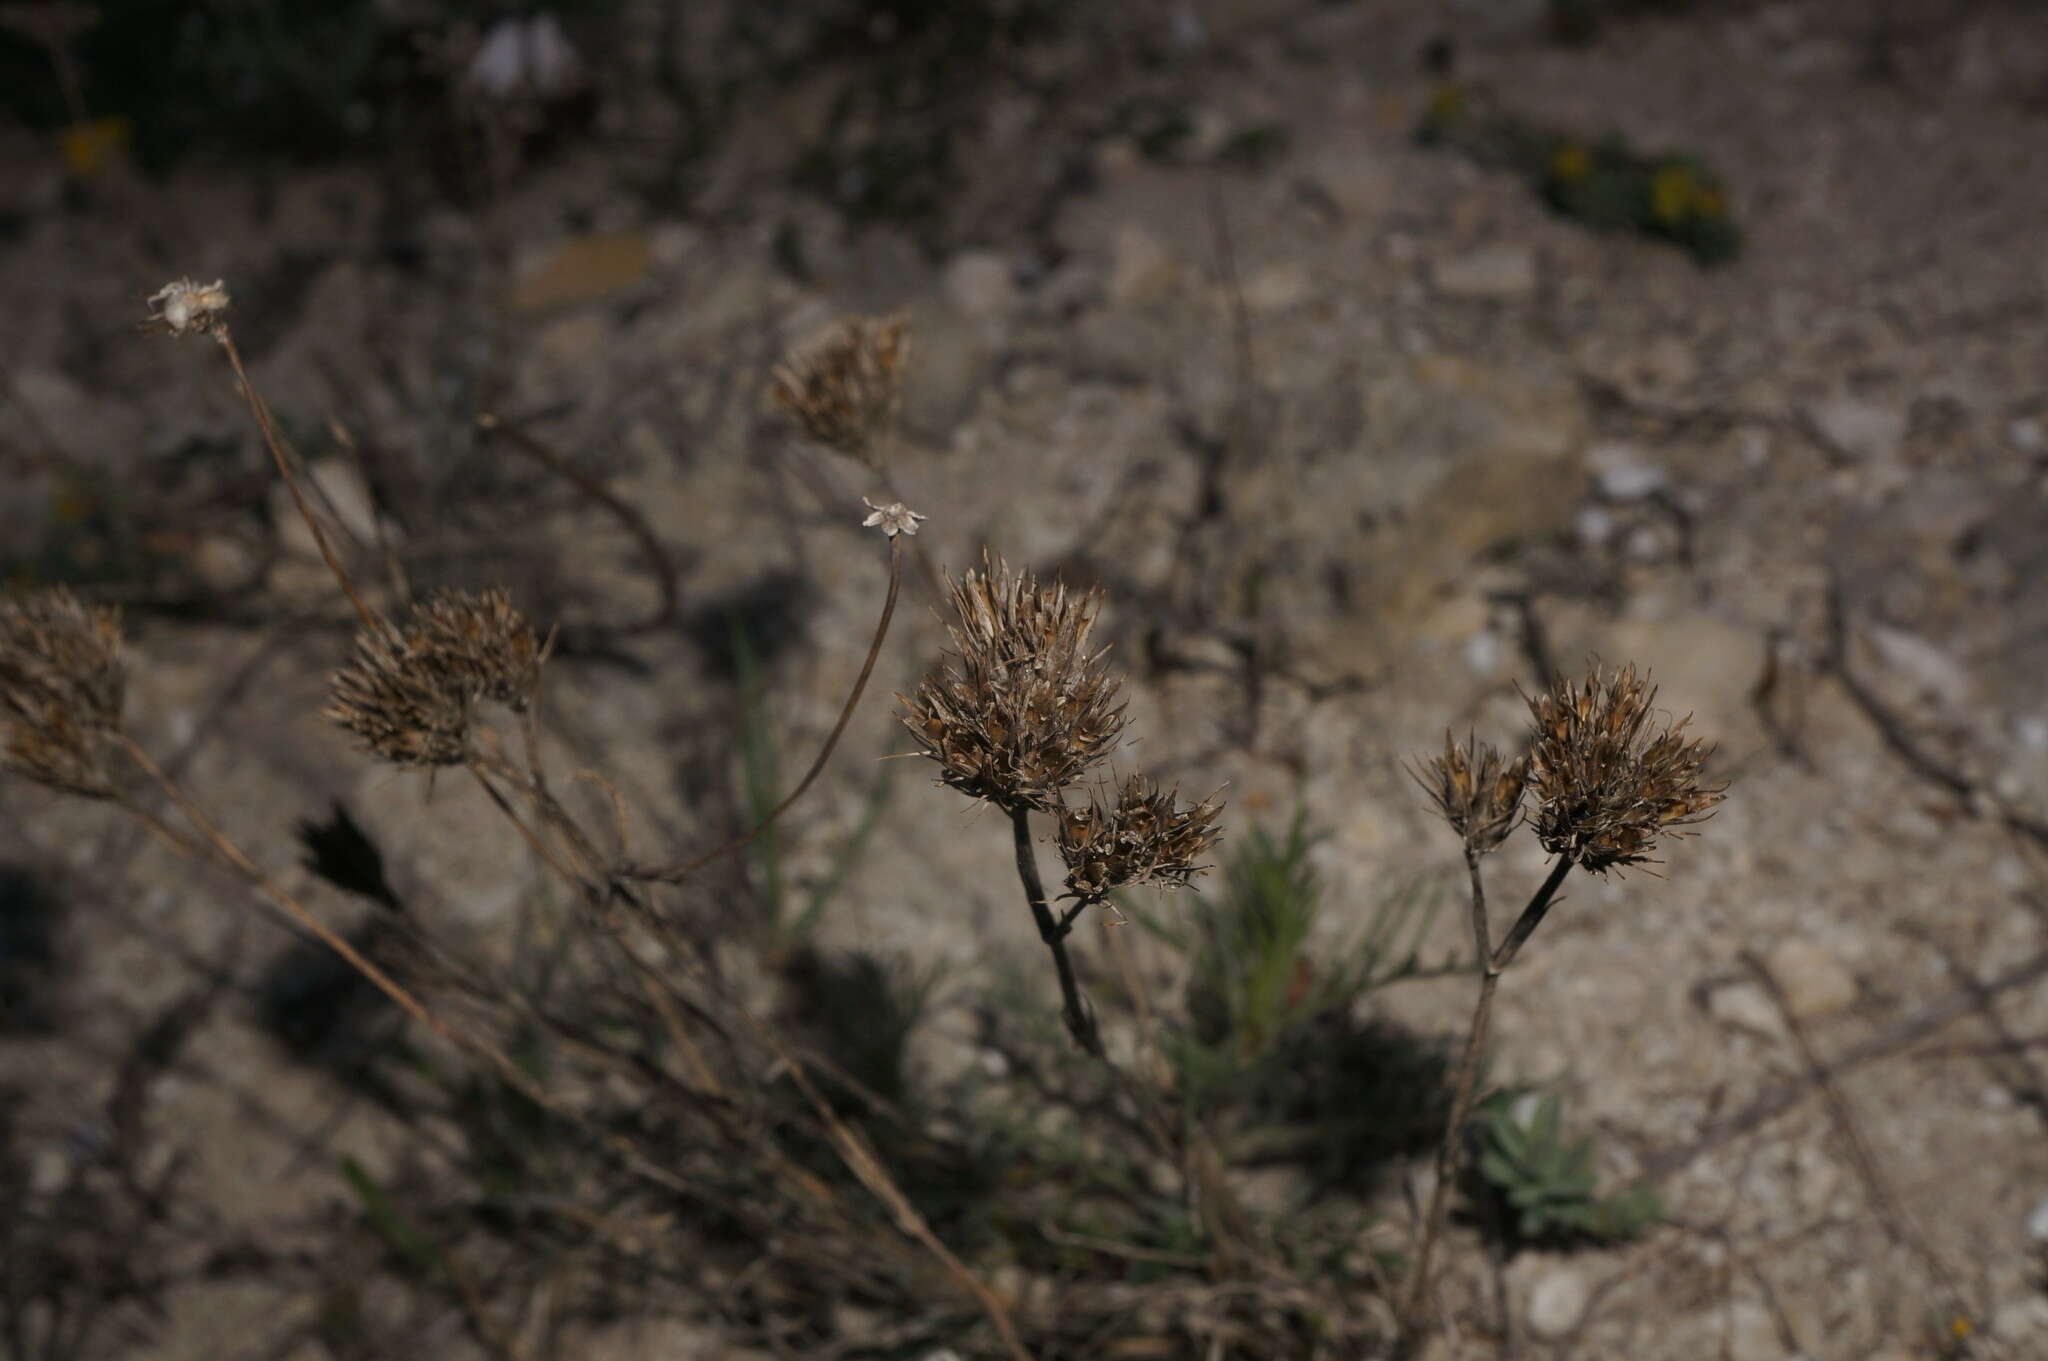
[
  {"xmin": 476, "ymin": 412, "xmax": 682, "ymax": 635},
  {"xmin": 628, "ymin": 535, "xmax": 903, "ymax": 885},
  {"xmin": 215, "ymin": 332, "xmax": 381, "ymax": 633}
]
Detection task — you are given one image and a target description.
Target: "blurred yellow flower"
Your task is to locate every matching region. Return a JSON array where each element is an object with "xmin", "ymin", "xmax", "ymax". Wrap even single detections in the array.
[
  {"xmin": 1549, "ymin": 142, "xmax": 1591, "ymax": 185},
  {"xmin": 58, "ymin": 116, "xmax": 130, "ymax": 178}
]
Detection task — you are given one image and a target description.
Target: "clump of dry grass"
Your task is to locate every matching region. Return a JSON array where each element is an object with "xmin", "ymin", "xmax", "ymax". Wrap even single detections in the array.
[
  {"xmin": 2, "ymin": 276, "xmax": 1739, "ymax": 1360},
  {"xmin": 0, "ymin": 588, "xmax": 126, "ymax": 799}
]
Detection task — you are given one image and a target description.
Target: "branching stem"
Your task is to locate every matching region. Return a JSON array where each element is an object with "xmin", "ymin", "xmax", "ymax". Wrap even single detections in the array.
[
  {"xmin": 1403, "ymin": 851, "xmax": 1576, "ymax": 1338},
  {"xmin": 1012, "ymin": 804, "xmax": 1102, "ymax": 1056}
]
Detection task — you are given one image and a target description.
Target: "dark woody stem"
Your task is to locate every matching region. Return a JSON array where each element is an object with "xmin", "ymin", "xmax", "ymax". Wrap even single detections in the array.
[
  {"xmin": 1011, "ymin": 805, "xmax": 1102, "ymax": 1056},
  {"xmin": 1402, "ymin": 851, "xmax": 1577, "ymax": 1341},
  {"xmin": 1491, "ymin": 853, "xmax": 1575, "ymax": 973}
]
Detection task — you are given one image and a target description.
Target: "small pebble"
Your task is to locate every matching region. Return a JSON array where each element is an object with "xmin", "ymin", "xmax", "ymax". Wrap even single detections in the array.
[
  {"xmin": 2025, "ymin": 1193, "xmax": 2048, "ymax": 1241},
  {"xmin": 1527, "ymin": 1265, "xmax": 1591, "ymax": 1339}
]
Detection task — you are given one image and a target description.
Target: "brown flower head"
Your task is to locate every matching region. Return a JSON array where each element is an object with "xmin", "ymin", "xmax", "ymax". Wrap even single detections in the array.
[
  {"xmin": 1524, "ymin": 663, "xmax": 1725, "ymax": 874},
  {"xmin": 899, "ymin": 551, "xmax": 1127, "ymax": 812},
  {"xmin": 769, "ymin": 313, "xmax": 908, "ymax": 466},
  {"xmin": 326, "ymin": 589, "xmax": 542, "ymax": 768},
  {"xmin": 1412, "ymin": 731, "xmax": 1527, "ymax": 853},
  {"xmin": 1055, "ymin": 774, "xmax": 1224, "ymax": 901},
  {"xmin": 0, "ymin": 588, "xmax": 126, "ymax": 799}
]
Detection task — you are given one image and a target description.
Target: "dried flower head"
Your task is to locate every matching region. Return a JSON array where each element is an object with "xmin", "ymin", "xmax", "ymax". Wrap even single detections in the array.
[
  {"xmin": 1524, "ymin": 663, "xmax": 1724, "ymax": 874},
  {"xmin": 1056, "ymin": 774, "xmax": 1223, "ymax": 901},
  {"xmin": 0, "ymin": 588, "xmax": 126, "ymax": 798},
  {"xmin": 1412, "ymin": 732, "xmax": 1527, "ymax": 853},
  {"xmin": 326, "ymin": 589, "xmax": 542, "ymax": 768},
  {"xmin": 899, "ymin": 551, "xmax": 1127, "ymax": 813},
  {"xmin": 769, "ymin": 313, "xmax": 908, "ymax": 466},
  {"xmin": 146, "ymin": 278, "xmax": 231, "ymax": 338},
  {"xmin": 861, "ymin": 497, "xmax": 926, "ymax": 538}
]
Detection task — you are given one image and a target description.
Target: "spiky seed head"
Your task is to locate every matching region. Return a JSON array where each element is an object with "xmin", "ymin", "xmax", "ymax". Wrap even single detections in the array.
[
  {"xmin": 898, "ymin": 550, "xmax": 1128, "ymax": 813},
  {"xmin": 1523, "ymin": 662, "xmax": 1725, "ymax": 874},
  {"xmin": 146, "ymin": 278, "xmax": 231, "ymax": 338},
  {"xmin": 326, "ymin": 589, "xmax": 542, "ymax": 768},
  {"xmin": 1056, "ymin": 774, "xmax": 1224, "ymax": 900},
  {"xmin": 1412, "ymin": 732, "xmax": 1527, "ymax": 853},
  {"xmin": 0, "ymin": 589, "xmax": 127, "ymax": 799},
  {"xmin": 769, "ymin": 313, "xmax": 908, "ymax": 467}
]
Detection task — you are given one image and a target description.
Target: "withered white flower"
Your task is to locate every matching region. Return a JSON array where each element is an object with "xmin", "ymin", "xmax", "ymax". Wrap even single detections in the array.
[
  {"xmin": 147, "ymin": 278, "xmax": 231, "ymax": 337},
  {"xmin": 861, "ymin": 498, "xmax": 927, "ymax": 539}
]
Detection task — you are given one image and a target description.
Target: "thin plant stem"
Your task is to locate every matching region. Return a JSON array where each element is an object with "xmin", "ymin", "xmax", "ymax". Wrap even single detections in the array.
[
  {"xmin": 119, "ymin": 733, "xmax": 449, "ymax": 1039},
  {"xmin": 628, "ymin": 535, "xmax": 903, "ymax": 885},
  {"xmin": 1464, "ymin": 843, "xmax": 1493, "ymax": 965},
  {"xmin": 476, "ymin": 412, "xmax": 681, "ymax": 635},
  {"xmin": 1403, "ymin": 851, "xmax": 1576, "ymax": 1336},
  {"xmin": 215, "ymin": 331, "xmax": 381, "ymax": 633},
  {"xmin": 1011, "ymin": 804, "xmax": 1102, "ymax": 1056},
  {"xmin": 1492, "ymin": 852, "xmax": 1575, "ymax": 973}
]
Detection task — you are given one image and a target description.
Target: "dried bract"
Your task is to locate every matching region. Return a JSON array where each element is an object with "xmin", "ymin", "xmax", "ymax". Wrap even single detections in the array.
[
  {"xmin": 1413, "ymin": 732, "xmax": 1527, "ymax": 853},
  {"xmin": 0, "ymin": 589, "xmax": 126, "ymax": 798},
  {"xmin": 1524, "ymin": 663, "xmax": 1724, "ymax": 874},
  {"xmin": 326, "ymin": 590, "xmax": 542, "ymax": 768},
  {"xmin": 1056, "ymin": 774, "xmax": 1223, "ymax": 900},
  {"xmin": 146, "ymin": 278, "xmax": 231, "ymax": 338},
  {"xmin": 769, "ymin": 314, "xmax": 908, "ymax": 466},
  {"xmin": 899, "ymin": 552, "xmax": 1127, "ymax": 813}
]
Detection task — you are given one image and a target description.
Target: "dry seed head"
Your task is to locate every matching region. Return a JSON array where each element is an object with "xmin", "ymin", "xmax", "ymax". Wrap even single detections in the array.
[
  {"xmin": 899, "ymin": 550, "xmax": 1128, "ymax": 813},
  {"xmin": 326, "ymin": 589, "xmax": 542, "ymax": 768},
  {"xmin": 1412, "ymin": 732, "xmax": 1526, "ymax": 853},
  {"xmin": 1524, "ymin": 662, "xmax": 1725, "ymax": 874},
  {"xmin": 1056, "ymin": 774, "xmax": 1224, "ymax": 901},
  {"xmin": 146, "ymin": 278, "xmax": 231, "ymax": 338},
  {"xmin": 0, "ymin": 588, "xmax": 126, "ymax": 799},
  {"xmin": 769, "ymin": 313, "xmax": 908, "ymax": 467}
]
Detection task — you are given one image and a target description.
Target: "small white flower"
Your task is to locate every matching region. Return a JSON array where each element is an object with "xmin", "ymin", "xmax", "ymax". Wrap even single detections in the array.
[
  {"xmin": 466, "ymin": 15, "xmax": 585, "ymax": 101},
  {"xmin": 147, "ymin": 278, "xmax": 230, "ymax": 336},
  {"xmin": 861, "ymin": 497, "xmax": 927, "ymax": 538}
]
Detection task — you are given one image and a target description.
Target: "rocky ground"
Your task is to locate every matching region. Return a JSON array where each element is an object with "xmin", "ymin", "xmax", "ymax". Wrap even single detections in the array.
[{"xmin": 3, "ymin": 1, "xmax": 2048, "ymax": 1358}]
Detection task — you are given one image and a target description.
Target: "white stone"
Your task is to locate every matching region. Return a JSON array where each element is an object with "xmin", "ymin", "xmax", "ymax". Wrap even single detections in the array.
[
  {"xmin": 943, "ymin": 250, "xmax": 1016, "ymax": 318},
  {"xmin": 1708, "ymin": 980, "xmax": 1785, "ymax": 1040},
  {"xmin": 1110, "ymin": 223, "xmax": 1176, "ymax": 305},
  {"xmin": 1725, "ymin": 1299, "xmax": 1782, "ymax": 1361},
  {"xmin": 1810, "ymin": 395, "xmax": 1906, "ymax": 462},
  {"xmin": 1992, "ymin": 1295, "xmax": 2048, "ymax": 1340},
  {"xmin": 1526, "ymin": 1265, "xmax": 1592, "ymax": 1339},
  {"xmin": 1766, "ymin": 938, "xmax": 1857, "ymax": 1020},
  {"xmin": 1242, "ymin": 261, "xmax": 1310, "ymax": 311},
  {"xmin": 1588, "ymin": 442, "xmax": 1669, "ymax": 500},
  {"xmin": 2025, "ymin": 1193, "xmax": 2048, "ymax": 1241},
  {"xmin": 1864, "ymin": 624, "xmax": 1972, "ymax": 705},
  {"xmin": 1432, "ymin": 243, "xmax": 1539, "ymax": 300},
  {"xmin": 2009, "ymin": 416, "xmax": 2045, "ymax": 452},
  {"xmin": 271, "ymin": 458, "xmax": 385, "ymax": 561}
]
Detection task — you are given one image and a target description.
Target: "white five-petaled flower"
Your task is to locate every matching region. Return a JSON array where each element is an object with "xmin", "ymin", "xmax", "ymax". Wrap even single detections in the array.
[
  {"xmin": 861, "ymin": 498, "xmax": 927, "ymax": 538},
  {"xmin": 147, "ymin": 278, "xmax": 231, "ymax": 337}
]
